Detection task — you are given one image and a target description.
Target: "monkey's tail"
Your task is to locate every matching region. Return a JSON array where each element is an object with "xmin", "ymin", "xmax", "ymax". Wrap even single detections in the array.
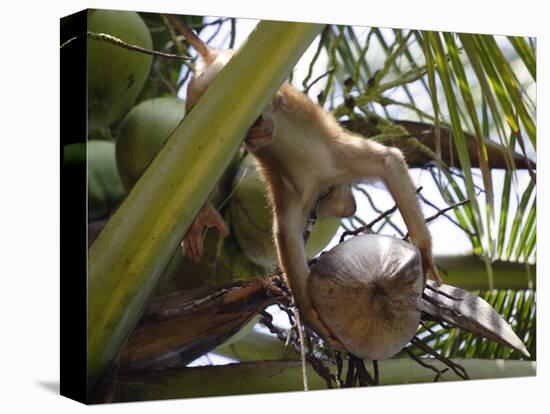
[{"xmin": 165, "ymin": 15, "xmax": 215, "ymax": 64}]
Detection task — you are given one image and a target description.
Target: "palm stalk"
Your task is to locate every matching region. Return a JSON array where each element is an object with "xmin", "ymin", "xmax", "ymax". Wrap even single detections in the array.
[
  {"xmin": 113, "ymin": 358, "xmax": 535, "ymax": 401},
  {"xmin": 86, "ymin": 20, "xmax": 323, "ymax": 395},
  {"xmin": 435, "ymin": 255, "xmax": 535, "ymax": 290}
]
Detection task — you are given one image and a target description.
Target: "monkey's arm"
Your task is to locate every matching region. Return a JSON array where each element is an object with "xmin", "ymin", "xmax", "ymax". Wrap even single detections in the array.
[
  {"xmin": 339, "ymin": 137, "xmax": 442, "ymax": 285},
  {"xmin": 181, "ymin": 112, "xmax": 277, "ymax": 262},
  {"xmin": 272, "ymin": 185, "xmax": 346, "ymax": 350}
]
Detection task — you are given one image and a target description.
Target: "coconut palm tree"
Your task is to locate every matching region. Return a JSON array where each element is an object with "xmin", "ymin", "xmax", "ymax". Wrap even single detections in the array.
[{"xmin": 82, "ymin": 14, "xmax": 536, "ymax": 401}]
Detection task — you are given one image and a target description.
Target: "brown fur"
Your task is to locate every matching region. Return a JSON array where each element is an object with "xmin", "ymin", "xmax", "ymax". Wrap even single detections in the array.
[{"xmin": 180, "ymin": 26, "xmax": 441, "ymax": 349}]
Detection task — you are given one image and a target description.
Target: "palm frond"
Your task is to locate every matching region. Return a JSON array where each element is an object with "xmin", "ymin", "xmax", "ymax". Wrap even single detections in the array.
[
  {"xmin": 414, "ymin": 289, "xmax": 535, "ymax": 360},
  {"xmin": 311, "ymin": 26, "xmax": 536, "ymax": 266}
]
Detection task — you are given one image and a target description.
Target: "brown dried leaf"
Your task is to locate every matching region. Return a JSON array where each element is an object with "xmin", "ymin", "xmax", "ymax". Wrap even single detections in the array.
[
  {"xmin": 118, "ymin": 277, "xmax": 286, "ymax": 373},
  {"xmin": 419, "ymin": 281, "xmax": 530, "ymax": 358}
]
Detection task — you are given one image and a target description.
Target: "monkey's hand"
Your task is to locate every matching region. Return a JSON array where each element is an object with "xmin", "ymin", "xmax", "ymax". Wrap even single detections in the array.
[
  {"xmin": 419, "ymin": 245, "xmax": 442, "ymax": 286},
  {"xmin": 245, "ymin": 114, "xmax": 275, "ymax": 152},
  {"xmin": 181, "ymin": 202, "xmax": 229, "ymax": 262}
]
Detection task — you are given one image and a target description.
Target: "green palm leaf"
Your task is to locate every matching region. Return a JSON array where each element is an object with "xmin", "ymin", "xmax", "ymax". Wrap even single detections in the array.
[{"xmin": 314, "ymin": 26, "xmax": 536, "ymax": 267}]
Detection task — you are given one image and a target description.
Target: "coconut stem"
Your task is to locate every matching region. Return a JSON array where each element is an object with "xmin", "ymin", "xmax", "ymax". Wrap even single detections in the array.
[
  {"xmin": 292, "ymin": 308, "xmax": 309, "ymax": 391},
  {"xmin": 404, "ymin": 347, "xmax": 449, "ymax": 382},
  {"xmin": 61, "ymin": 32, "xmax": 191, "ymax": 61},
  {"xmin": 410, "ymin": 336, "xmax": 469, "ymax": 379}
]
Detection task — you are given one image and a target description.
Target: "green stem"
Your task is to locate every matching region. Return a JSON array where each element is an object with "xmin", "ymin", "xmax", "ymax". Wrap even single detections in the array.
[{"xmin": 114, "ymin": 358, "xmax": 535, "ymax": 401}]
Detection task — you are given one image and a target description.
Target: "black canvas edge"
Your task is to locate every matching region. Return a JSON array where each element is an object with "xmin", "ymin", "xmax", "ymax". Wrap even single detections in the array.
[{"xmin": 60, "ymin": 9, "xmax": 88, "ymax": 404}]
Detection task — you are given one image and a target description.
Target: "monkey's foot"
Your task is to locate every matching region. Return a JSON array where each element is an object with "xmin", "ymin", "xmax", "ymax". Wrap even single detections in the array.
[
  {"xmin": 420, "ymin": 247, "xmax": 442, "ymax": 287},
  {"xmin": 181, "ymin": 202, "xmax": 229, "ymax": 262},
  {"xmin": 245, "ymin": 114, "xmax": 275, "ymax": 152}
]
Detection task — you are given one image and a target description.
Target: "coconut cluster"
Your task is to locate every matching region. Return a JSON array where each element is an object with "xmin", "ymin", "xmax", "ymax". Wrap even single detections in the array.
[{"xmin": 87, "ymin": 10, "xmax": 153, "ymax": 130}]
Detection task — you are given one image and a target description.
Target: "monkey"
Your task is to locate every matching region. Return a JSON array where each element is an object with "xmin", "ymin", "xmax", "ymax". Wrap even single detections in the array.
[{"xmin": 171, "ymin": 17, "xmax": 442, "ymax": 350}]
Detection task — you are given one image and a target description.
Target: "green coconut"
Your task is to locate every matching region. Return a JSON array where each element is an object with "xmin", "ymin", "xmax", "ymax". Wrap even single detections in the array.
[
  {"xmin": 87, "ymin": 10, "xmax": 153, "ymax": 129},
  {"xmin": 228, "ymin": 155, "xmax": 340, "ymax": 268},
  {"xmin": 64, "ymin": 140, "xmax": 126, "ymax": 221},
  {"xmin": 154, "ymin": 216, "xmax": 266, "ymax": 295},
  {"xmin": 116, "ymin": 97, "xmax": 186, "ymax": 190}
]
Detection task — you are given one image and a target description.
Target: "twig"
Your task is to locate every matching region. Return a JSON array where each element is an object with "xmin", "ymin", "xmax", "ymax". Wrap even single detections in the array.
[
  {"xmin": 348, "ymin": 355, "xmax": 375, "ymax": 386},
  {"xmin": 402, "ymin": 197, "xmax": 471, "ymax": 241},
  {"xmin": 259, "ymin": 311, "xmax": 287, "ymax": 342},
  {"xmin": 425, "ymin": 198, "xmax": 471, "ymax": 223},
  {"xmin": 410, "ymin": 336, "xmax": 469, "ymax": 380},
  {"xmin": 340, "ymin": 220, "xmax": 355, "ymax": 233},
  {"xmin": 419, "ymin": 193, "xmax": 475, "ymax": 236},
  {"xmin": 206, "ymin": 19, "xmax": 226, "ymax": 45},
  {"xmin": 261, "ymin": 307, "xmax": 336, "ymax": 389},
  {"xmin": 334, "ymin": 351, "xmax": 344, "ymax": 387},
  {"xmin": 404, "ymin": 347, "xmax": 448, "ymax": 382},
  {"xmin": 61, "ymin": 32, "xmax": 191, "ymax": 61},
  {"xmin": 339, "ymin": 186, "xmax": 423, "ymax": 242},
  {"xmin": 303, "ymin": 26, "xmax": 329, "ymax": 90},
  {"xmin": 161, "ymin": 14, "xmax": 186, "ymax": 56},
  {"xmin": 292, "ymin": 308, "xmax": 309, "ymax": 391},
  {"xmin": 438, "ymin": 320, "xmax": 454, "ymax": 330},
  {"xmin": 318, "ymin": 25, "xmax": 345, "ymax": 107},
  {"xmin": 339, "ymin": 204, "xmax": 396, "ymax": 242},
  {"xmin": 373, "ymin": 360, "xmax": 379, "ymax": 385},
  {"xmin": 420, "ymin": 321, "xmax": 443, "ymax": 337},
  {"xmin": 350, "ymin": 214, "xmax": 370, "ymax": 230},
  {"xmin": 304, "ymin": 328, "xmax": 337, "ymax": 389},
  {"xmin": 304, "ymin": 68, "xmax": 335, "ymax": 94},
  {"xmin": 448, "ymin": 169, "xmax": 486, "ymax": 193},
  {"xmin": 354, "ymin": 185, "xmax": 405, "ymax": 236},
  {"xmin": 345, "ymin": 357, "xmax": 356, "ymax": 387},
  {"xmin": 189, "ymin": 18, "xmax": 229, "ymax": 29},
  {"xmin": 351, "ymin": 28, "xmax": 376, "ymax": 91},
  {"xmin": 229, "ymin": 18, "xmax": 237, "ymax": 49}
]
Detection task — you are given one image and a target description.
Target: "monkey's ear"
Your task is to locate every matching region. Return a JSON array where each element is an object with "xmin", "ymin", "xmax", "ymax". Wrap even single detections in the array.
[{"xmin": 316, "ymin": 185, "xmax": 356, "ymax": 219}]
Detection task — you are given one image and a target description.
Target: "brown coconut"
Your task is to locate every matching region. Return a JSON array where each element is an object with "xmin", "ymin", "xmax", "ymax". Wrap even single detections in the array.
[{"xmin": 308, "ymin": 234, "xmax": 424, "ymax": 360}]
